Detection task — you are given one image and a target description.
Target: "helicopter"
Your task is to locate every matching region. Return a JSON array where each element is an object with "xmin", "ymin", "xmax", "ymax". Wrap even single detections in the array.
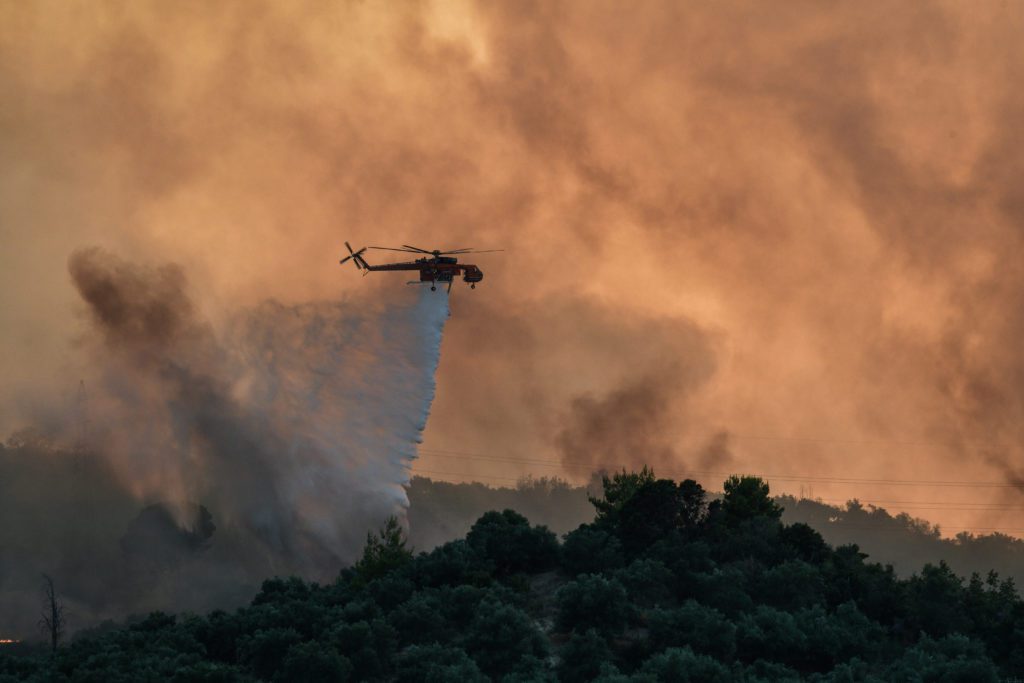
[{"xmin": 339, "ymin": 242, "xmax": 502, "ymax": 292}]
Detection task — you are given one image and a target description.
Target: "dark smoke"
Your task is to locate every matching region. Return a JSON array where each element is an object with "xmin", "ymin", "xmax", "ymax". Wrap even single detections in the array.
[
  {"xmin": 68, "ymin": 247, "xmax": 296, "ymax": 553},
  {"xmin": 68, "ymin": 247, "xmax": 198, "ymax": 351},
  {"xmin": 556, "ymin": 369, "xmax": 683, "ymax": 474}
]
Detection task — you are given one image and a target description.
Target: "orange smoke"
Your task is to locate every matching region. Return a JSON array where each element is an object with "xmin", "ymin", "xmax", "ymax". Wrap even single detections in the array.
[{"xmin": 2, "ymin": 1, "xmax": 1024, "ymax": 535}]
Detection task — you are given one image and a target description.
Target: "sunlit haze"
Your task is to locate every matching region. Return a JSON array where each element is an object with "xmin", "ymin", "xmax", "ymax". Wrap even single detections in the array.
[{"xmin": 3, "ymin": 1, "xmax": 1024, "ymax": 540}]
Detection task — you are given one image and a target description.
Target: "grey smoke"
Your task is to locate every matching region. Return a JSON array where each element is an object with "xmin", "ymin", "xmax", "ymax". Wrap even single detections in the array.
[{"xmin": 0, "ymin": 248, "xmax": 450, "ymax": 637}]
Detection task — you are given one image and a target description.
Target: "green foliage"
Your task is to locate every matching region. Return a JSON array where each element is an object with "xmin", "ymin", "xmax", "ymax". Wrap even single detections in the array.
[
  {"xmin": 466, "ymin": 509, "xmax": 559, "ymax": 575},
  {"xmin": 617, "ymin": 479, "xmax": 690, "ymax": 554},
  {"xmin": 688, "ymin": 565, "xmax": 754, "ymax": 616},
  {"xmin": 409, "ymin": 539, "xmax": 487, "ymax": 587},
  {"xmin": 4, "ymin": 471, "xmax": 1024, "ymax": 682},
  {"xmin": 236, "ymin": 628, "xmax": 302, "ymax": 681},
  {"xmin": 755, "ymin": 559, "xmax": 826, "ymax": 611},
  {"xmin": 780, "ymin": 522, "xmax": 831, "ymax": 564},
  {"xmin": 352, "ymin": 516, "xmax": 413, "ymax": 585},
  {"xmin": 883, "ymin": 634, "xmax": 1000, "ymax": 682},
  {"xmin": 561, "ymin": 525, "xmax": 624, "ymax": 576},
  {"xmin": 590, "ymin": 471, "xmax": 709, "ymax": 557},
  {"xmin": 648, "ymin": 600, "xmax": 737, "ymax": 660},
  {"xmin": 393, "ymin": 644, "xmax": 487, "ymax": 683},
  {"xmin": 387, "ymin": 590, "xmax": 453, "ymax": 644},
  {"xmin": 613, "ymin": 558, "xmax": 674, "ymax": 607},
  {"xmin": 558, "ymin": 629, "xmax": 615, "ymax": 683},
  {"xmin": 637, "ymin": 647, "xmax": 734, "ymax": 682},
  {"xmin": 720, "ymin": 475, "xmax": 783, "ymax": 523},
  {"xmin": 736, "ymin": 606, "xmax": 808, "ymax": 666},
  {"xmin": 589, "ymin": 466, "xmax": 656, "ymax": 525},
  {"xmin": 277, "ymin": 641, "xmax": 352, "ymax": 683},
  {"xmin": 905, "ymin": 561, "xmax": 971, "ymax": 637},
  {"xmin": 556, "ymin": 574, "xmax": 631, "ymax": 636},
  {"xmin": 328, "ymin": 619, "xmax": 396, "ymax": 680},
  {"xmin": 461, "ymin": 599, "xmax": 548, "ymax": 678}
]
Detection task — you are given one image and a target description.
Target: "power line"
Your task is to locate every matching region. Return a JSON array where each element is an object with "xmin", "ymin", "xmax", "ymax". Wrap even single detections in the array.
[
  {"xmin": 722, "ymin": 432, "xmax": 999, "ymax": 450},
  {"xmin": 416, "ymin": 448, "xmax": 1024, "ymax": 490},
  {"xmin": 414, "ymin": 467, "xmax": 1024, "ymax": 510},
  {"xmin": 795, "ymin": 497, "xmax": 1024, "ymax": 511}
]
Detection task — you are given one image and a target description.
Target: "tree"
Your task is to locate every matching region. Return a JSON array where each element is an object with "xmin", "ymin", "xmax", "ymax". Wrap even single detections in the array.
[
  {"xmin": 38, "ymin": 574, "xmax": 65, "ymax": 654},
  {"xmin": 462, "ymin": 599, "xmax": 549, "ymax": 678},
  {"xmin": 590, "ymin": 474, "xmax": 709, "ymax": 555},
  {"xmin": 278, "ymin": 641, "xmax": 353, "ymax": 682},
  {"xmin": 884, "ymin": 634, "xmax": 999, "ymax": 682},
  {"xmin": 719, "ymin": 476, "xmax": 783, "ymax": 523},
  {"xmin": 648, "ymin": 600, "xmax": 737, "ymax": 661},
  {"xmin": 237, "ymin": 627, "xmax": 303, "ymax": 680},
  {"xmin": 589, "ymin": 466, "xmax": 656, "ymax": 526},
  {"xmin": 677, "ymin": 478, "xmax": 709, "ymax": 530},
  {"xmin": 638, "ymin": 647, "xmax": 734, "ymax": 682},
  {"xmin": 617, "ymin": 479, "xmax": 686, "ymax": 554},
  {"xmin": 614, "ymin": 558, "xmax": 674, "ymax": 607},
  {"xmin": 905, "ymin": 561, "xmax": 970, "ymax": 637},
  {"xmin": 780, "ymin": 522, "xmax": 830, "ymax": 564},
  {"xmin": 736, "ymin": 606, "xmax": 807, "ymax": 666},
  {"xmin": 394, "ymin": 643, "xmax": 488, "ymax": 683},
  {"xmin": 330, "ymin": 619, "xmax": 398, "ymax": 681},
  {"xmin": 556, "ymin": 574, "xmax": 631, "ymax": 636},
  {"xmin": 465, "ymin": 510, "xmax": 558, "ymax": 575},
  {"xmin": 559, "ymin": 629, "xmax": 615, "ymax": 683},
  {"xmin": 562, "ymin": 525, "xmax": 624, "ymax": 576},
  {"xmin": 353, "ymin": 516, "xmax": 413, "ymax": 584}
]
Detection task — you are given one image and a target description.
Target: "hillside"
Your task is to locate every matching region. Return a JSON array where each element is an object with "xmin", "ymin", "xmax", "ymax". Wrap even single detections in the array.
[
  {"xmin": 408, "ymin": 476, "xmax": 1024, "ymax": 588},
  {"xmin": 3, "ymin": 470, "xmax": 1022, "ymax": 681}
]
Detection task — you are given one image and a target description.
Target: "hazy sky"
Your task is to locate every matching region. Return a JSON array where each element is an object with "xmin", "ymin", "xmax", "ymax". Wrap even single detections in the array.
[{"xmin": 3, "ymin": 0, "xmax": 1024, "ymax": 536}]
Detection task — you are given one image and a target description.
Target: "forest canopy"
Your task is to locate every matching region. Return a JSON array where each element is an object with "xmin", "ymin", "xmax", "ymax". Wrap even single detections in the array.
[{"xmin": 2, "ymin": 470, "xmax": 1022, "ymax": 681}]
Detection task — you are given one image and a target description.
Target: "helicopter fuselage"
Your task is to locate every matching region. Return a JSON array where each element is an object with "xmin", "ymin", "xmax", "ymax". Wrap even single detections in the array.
[
  {"xmin": 339, "ymin": 242, "xmax": 495, "ymax": 291},
  {"xmin": 364, "ymin": 257, "xmax": 483, "ymax": 285}
]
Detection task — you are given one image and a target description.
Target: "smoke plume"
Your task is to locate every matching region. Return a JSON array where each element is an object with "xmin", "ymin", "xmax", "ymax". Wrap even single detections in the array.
[{"xmin": 0, "ymin": 247, "xmax": 449, "ymax": 636}]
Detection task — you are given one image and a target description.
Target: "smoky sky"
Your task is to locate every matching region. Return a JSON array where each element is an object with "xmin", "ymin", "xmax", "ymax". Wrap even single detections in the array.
[{"xmin": 4, "ymin": 0, "xmax": 1024, "ymax": 534}]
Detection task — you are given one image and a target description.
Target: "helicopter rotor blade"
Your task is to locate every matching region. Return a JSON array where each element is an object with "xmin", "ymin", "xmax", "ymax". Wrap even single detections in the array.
[
  {"xmin": 369, "ymin": 246, "xmax": 423, "ymax": 253},
  {"xmin": 402, "ymin": 244, "xmax": 435, "ymax": 254}
]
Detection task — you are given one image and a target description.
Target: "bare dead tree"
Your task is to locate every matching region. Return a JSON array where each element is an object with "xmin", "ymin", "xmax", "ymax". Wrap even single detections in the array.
[{"xmin": 38, "ymin": 574, "xmax": 65, "ymax": 653}]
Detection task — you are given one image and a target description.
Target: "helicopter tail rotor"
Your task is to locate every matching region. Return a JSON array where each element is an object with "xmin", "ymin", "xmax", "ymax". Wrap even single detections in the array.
[{"xmin": 340, "ymin": 241, "xmax": 369, "ymax": 270}]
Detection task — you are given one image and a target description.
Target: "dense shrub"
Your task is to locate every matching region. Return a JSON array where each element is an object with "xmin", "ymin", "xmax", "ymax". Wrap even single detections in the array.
[
  {"xmin": 466, "ymin": 509, "xmax": 559, "ymax": 575},
  {"xmin": 556, "ymin": 574, "xmax": 631, "ymax": 636}
]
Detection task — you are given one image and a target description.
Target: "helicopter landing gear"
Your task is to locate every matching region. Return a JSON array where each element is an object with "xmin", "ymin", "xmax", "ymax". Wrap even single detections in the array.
[
  {"xmin": 431, "ymin": 285, "xmax": 436, "ymax": 291},
  {"xmin": 470, "ymin": 284, "xmax": 476, "ymax": 289}
]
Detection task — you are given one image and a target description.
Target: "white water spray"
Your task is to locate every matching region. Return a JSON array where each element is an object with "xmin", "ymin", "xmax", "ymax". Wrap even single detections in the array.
[{"xmin": 223, "ymin": 285, "xmax": 451, "ymax": 560}]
